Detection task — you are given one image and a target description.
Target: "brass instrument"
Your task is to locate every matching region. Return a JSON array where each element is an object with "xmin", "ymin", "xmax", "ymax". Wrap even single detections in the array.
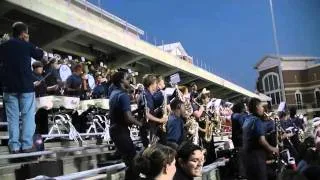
[
  {"xmin": 204, "ymin": 115, "xmax": 214, "ymax": 143},
  {"xmin": 161, "ymin": 90, "xmax": 168, "ymax": 132},
  {"xmin": 185, "ymin": 116, "xmax": 199, "ymax": 145}
]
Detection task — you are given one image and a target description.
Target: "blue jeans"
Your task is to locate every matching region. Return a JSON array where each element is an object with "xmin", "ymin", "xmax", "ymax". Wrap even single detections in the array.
[{"xmin": 3, "ymin": 92, "xmax": 36, "ymax": 151}]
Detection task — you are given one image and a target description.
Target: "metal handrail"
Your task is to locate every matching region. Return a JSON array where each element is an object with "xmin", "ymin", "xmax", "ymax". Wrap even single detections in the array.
[{"xmin": 53, "ymin": 163, "xmax": 126, "ymax": 180}]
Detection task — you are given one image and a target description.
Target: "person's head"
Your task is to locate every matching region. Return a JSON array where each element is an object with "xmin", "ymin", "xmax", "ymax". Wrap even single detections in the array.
[
  {"xmin": 248, "ymin": 98, "xmax": 264, "ymax": 117},
  {"xmin": 290, "ymin": 107, "xmax": 297, "ymax": 118},
  {"xmin": 134, "ymin": 144, "xmax": 176, "ymax": 179},
  {"xmin": 176, "ymin": 142, "xmax": 205, "ymax": 177},
  {"xmin": 232, "ymin": 102, "xmax": 246, "ymax": 114},
  {"xmin": 142, "ymin": 74, "xmax": 157, "ymax": 93},
  {"xmin": 278, "ymin": 111, "xmax": 287, "ymax": 120},
  {"xmin": 170, "ymin": 99, "xmax": 185, "ymax": 117},
  {"xmin": 95, "ymin": 74, "xmax": 103, "ymax": 84},
  {"xmin": 179, "ymin": 86, "xmax": 189, "ymax": 95},
  {"xmin": 156, "ymin": 75, "xmax": 166, "ymax": 90},
  {"xmin": 32, "ymin": 61, "xmax": 43, "ymax": 75},
  {"xmin": 12, "ymin": 22, "xmax": 29, "ymax": 42},
  {"xmin": 110, "ymin": 71, "xmax": 130, "ymax": 89},
  {"xmin": 200, "ymin": 93, "xmax": 209, "ymax": 105},
  {"xmin": 73, "ymin": 64, "xmax": 83, "ymax": 76},
  {"xmin": 190, "ymin": 82, "xmax": 197, "ymax": 92}
]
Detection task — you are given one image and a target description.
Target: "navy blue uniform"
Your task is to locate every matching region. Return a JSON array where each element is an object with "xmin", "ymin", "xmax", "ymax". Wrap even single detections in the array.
[
  {"xmin": 66, "ymin": 74, "xmax": 82, "ymax": 97},
  {"xmin": 109, "ymin": 87, "xmax": 136, "ymax": 180},
  {"xmin": 166, "ymin": 114, "xmax": 184, "ymax": 145},
  {"xmin": 153, "ymin": 89, "xmax": 164, "ymax": 109},
  {"xmin": 139, "ymin": 89, "xmax": 159, "ymax": 147},
  {"xmin": 231, "ymin": 113, "xmax": 247, "ymax": 147},
  {"xmin": 0, "ymin": 38, "xmax": 43, "ymax": 93},
  {"xmin": 32, "ymin": 72, "xmax": 47, "ymax": 97},
  {"xmin": 242, "ymin": 115, "xmax": 267, "ymax": 180}
]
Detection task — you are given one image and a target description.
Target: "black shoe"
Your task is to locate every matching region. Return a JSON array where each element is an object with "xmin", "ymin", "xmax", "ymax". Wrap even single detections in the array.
[
  {"xmin": 21, "ymin": 147, "xmax": 39, "ymax": 161},
  {"xmin": 9, "ymin": 149, "xmax": 20, "ymax": 154},
  {"xmin": 21, "ymin": 147, "xmax": 37, "ymax": 153}
]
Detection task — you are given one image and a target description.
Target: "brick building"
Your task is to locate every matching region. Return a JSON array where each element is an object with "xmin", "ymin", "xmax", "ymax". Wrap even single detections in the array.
[{"xmin": 255, "ymin": 55, "xmax": 320, "ymax": 117}]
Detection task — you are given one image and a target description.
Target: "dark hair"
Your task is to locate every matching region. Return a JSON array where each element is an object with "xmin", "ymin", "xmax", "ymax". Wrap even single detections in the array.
[
  {"xmin": 32, "ymin": 61, "xmax": 43, "ymax": 69},
  {"xmin": 110, "ymin": 71, "xmax": 126, "ymax": 87},
  {"xmin": 190, "ymin": 82, "xmax": 196, "ymax": 87},
  {"xmin": 170, "ymin": 99, "xmax": 183, "ymax": 111},
  {"xmin": 134, "ymin": 144, "xmax": 176, "ymax": 179},
  {"xmin": 248, "ymin": 98, "xmax": 261, "ymax": 116},
  {"xmin": 177, "ymin": 142, "xmax": 202, "ymax": 162},
  {"xmin": 12, "ymin": 22, "xmax": 28, "ymax": 38},
  {"xmin": 289, "ymin": 107, "xmax": 297, "ymax": 118},
  {"xmin": 156, "ymin": 75, "xmax": 164, "ymax": 83},
  {"xmin": 142, "ymin": 74, "xmax": 157, "ymax": 88},
  {"xmin": 278, "ymin": 111, "xmax": 287, "ymax": 119},
  {"xmin": 232, "ymin": 102, "xmax": 245, "ymax": 113},
  {"xmin": 179, "ymin": 86, "xmax": 188, "ymax": 94},
  {"xmin": 73, "ymin": 64, "xmax": 83, "ymax": 73}
]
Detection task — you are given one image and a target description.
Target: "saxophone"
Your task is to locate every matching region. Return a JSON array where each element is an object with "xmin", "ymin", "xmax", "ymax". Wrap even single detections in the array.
[
  {"xmin": 204, "ymin": 114, "xmax": 214, "ymax": 143},
  {"xmin": 161, "ymin": 91, "xmax": 168, "ymax": 132},
  {"xmin": 185, "ymin": 116, "xmax": 199, "ymax": 145}
]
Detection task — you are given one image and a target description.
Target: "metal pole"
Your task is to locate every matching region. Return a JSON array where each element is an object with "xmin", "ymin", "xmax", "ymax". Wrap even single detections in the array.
[
  {"xmin": 98, "ymin": 0, "xmax": 102, "ymax": 18},
  {"xmin": 269, "ymin": 0, "xmax": 280, "ymax": 57},
  {"xmin": 162, "ymin": 40, "xmax": 164, "ymax": 51},
  {"xmin": 269, "ymin": 0, "xmax": 286, "ymax": 102}
]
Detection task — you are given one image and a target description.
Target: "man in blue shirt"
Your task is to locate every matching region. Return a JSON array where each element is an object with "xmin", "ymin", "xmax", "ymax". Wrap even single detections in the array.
[
  {"xmin": 242, "ymin": 98, "xmax": 278, "ymax": 180},
  {"xmin": 139, "ymin": 74, "xmax": 168, "ymax": 147},
  {"xmin": 166, "ymin": 99, "xmax": 185, "ymax": 146},
  {"xmin": 0, "ymin": 22, "xmax": 44, "ymax": 153},
  {"xmin": 66, "ymin": 64, "xmax": 83, "ymax": 97},
  {"xmin": 109, "ymin": 71, "xmax": 142, "ymax": 180}
]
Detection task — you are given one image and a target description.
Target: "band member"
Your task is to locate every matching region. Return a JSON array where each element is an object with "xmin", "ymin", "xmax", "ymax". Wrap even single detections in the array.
[
  {"xmin": 231, "ymin": 101, "xmax": 248, "ymax": 179},
  {"xmin": 242, "ymin": 98, "xmax": 279, "ymax": 180},
  {"xmin": 92, "ymin": 73, "xmax": 108, "ymax": 98},
  {"xmin": 109, "ymin": 71, "xmax": 142, "ymax": 180},
  {"xmin": 191, "ymin": 92, "xmax": 215, "ymax": 164},
  {"xmin": 166, "ymin": 99, "xmax": 186, "ymax": 146},
  {"xmin": 174, "ymin": 142, "xmax": 205, "ymax": 180},
  {"xmin": 32, "ymin": 61, "xmax": 58, "ymax": 134},
  {"xmin": 66, "ymin": 64, "xmax": 83, "ymax": 97},
  {"xmin": 0, "ymin": 22, "xmax": 44, "ymax": 153},
  {"xmin": 189, "ymin": 82, "xmax": 199, "ymax": 101},
  {"xmin": 44, "ymin": 58, "xmax": 62, "ymax": 95},
  {"xmin": 139, "ymin": 74, "xmax": 168, "ymax": 147},
  {"xmin": 279, "ymin": 111, "xmax": 299, "ymax": 158},
  {"xmin": 290, "ymin": 107, "xmax": 305, "ymax": 131}
]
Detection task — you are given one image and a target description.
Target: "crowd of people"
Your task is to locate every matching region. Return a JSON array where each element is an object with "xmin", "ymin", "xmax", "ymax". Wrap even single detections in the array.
[{"xmin": 1, "ymin": 21, "xmax": 320, "ymax": 180}]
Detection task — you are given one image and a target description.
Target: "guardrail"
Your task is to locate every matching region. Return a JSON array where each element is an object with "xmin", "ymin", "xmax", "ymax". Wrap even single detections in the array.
[
  {"xmin": 30, "ymin": 158, "xmax": 228, "ymax": 180},
  {"xmin": 0, "ymin": 143, "xmax": 115, "ymax": 160},
  {"xmin": 28, "ymin": 163, "xmax": 126, "ymax": 180}
]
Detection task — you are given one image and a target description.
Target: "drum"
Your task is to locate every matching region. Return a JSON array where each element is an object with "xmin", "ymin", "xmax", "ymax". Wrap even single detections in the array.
[
  {"xmin": 78, "ymin": 99, "xmax": 95, "ymax": 114},
  {"xmin": 36, "ymin": 96, "xmax": 55, "ymax": 110},
  {"xmin": 86, "ymin": 74, "xmax": 96, "ymax": 90},
  {"xmin": 59, "ymin": 64, "xmax": 72, "ymax": 82},
  {"xmin": 53, "ymin": 96, "xmax": 80, "ymax": 109},
  {"xmin": 93, "ymin": 99, "xmax": 109, "ymax": 110}
]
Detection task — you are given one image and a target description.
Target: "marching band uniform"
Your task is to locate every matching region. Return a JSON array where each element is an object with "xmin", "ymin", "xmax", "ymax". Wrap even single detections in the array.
[
  {"xmin": 166, "ymin": 113, "xmax": 184, "ymax": 146},
  {"xmin": 139, "ymin": 88, "xmax": 156, "ymax": 148}
]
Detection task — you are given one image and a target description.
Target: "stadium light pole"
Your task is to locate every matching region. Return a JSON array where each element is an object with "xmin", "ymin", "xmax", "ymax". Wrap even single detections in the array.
[{"xmin": 268, "ymin": 0, "xmax": 286, "ymax": 102}]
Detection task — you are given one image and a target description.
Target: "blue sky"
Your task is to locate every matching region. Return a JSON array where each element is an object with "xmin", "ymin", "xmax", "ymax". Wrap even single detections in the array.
[{"xmin": 89, "ymin": 0, "xmax": 320, "ymax": 90}]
